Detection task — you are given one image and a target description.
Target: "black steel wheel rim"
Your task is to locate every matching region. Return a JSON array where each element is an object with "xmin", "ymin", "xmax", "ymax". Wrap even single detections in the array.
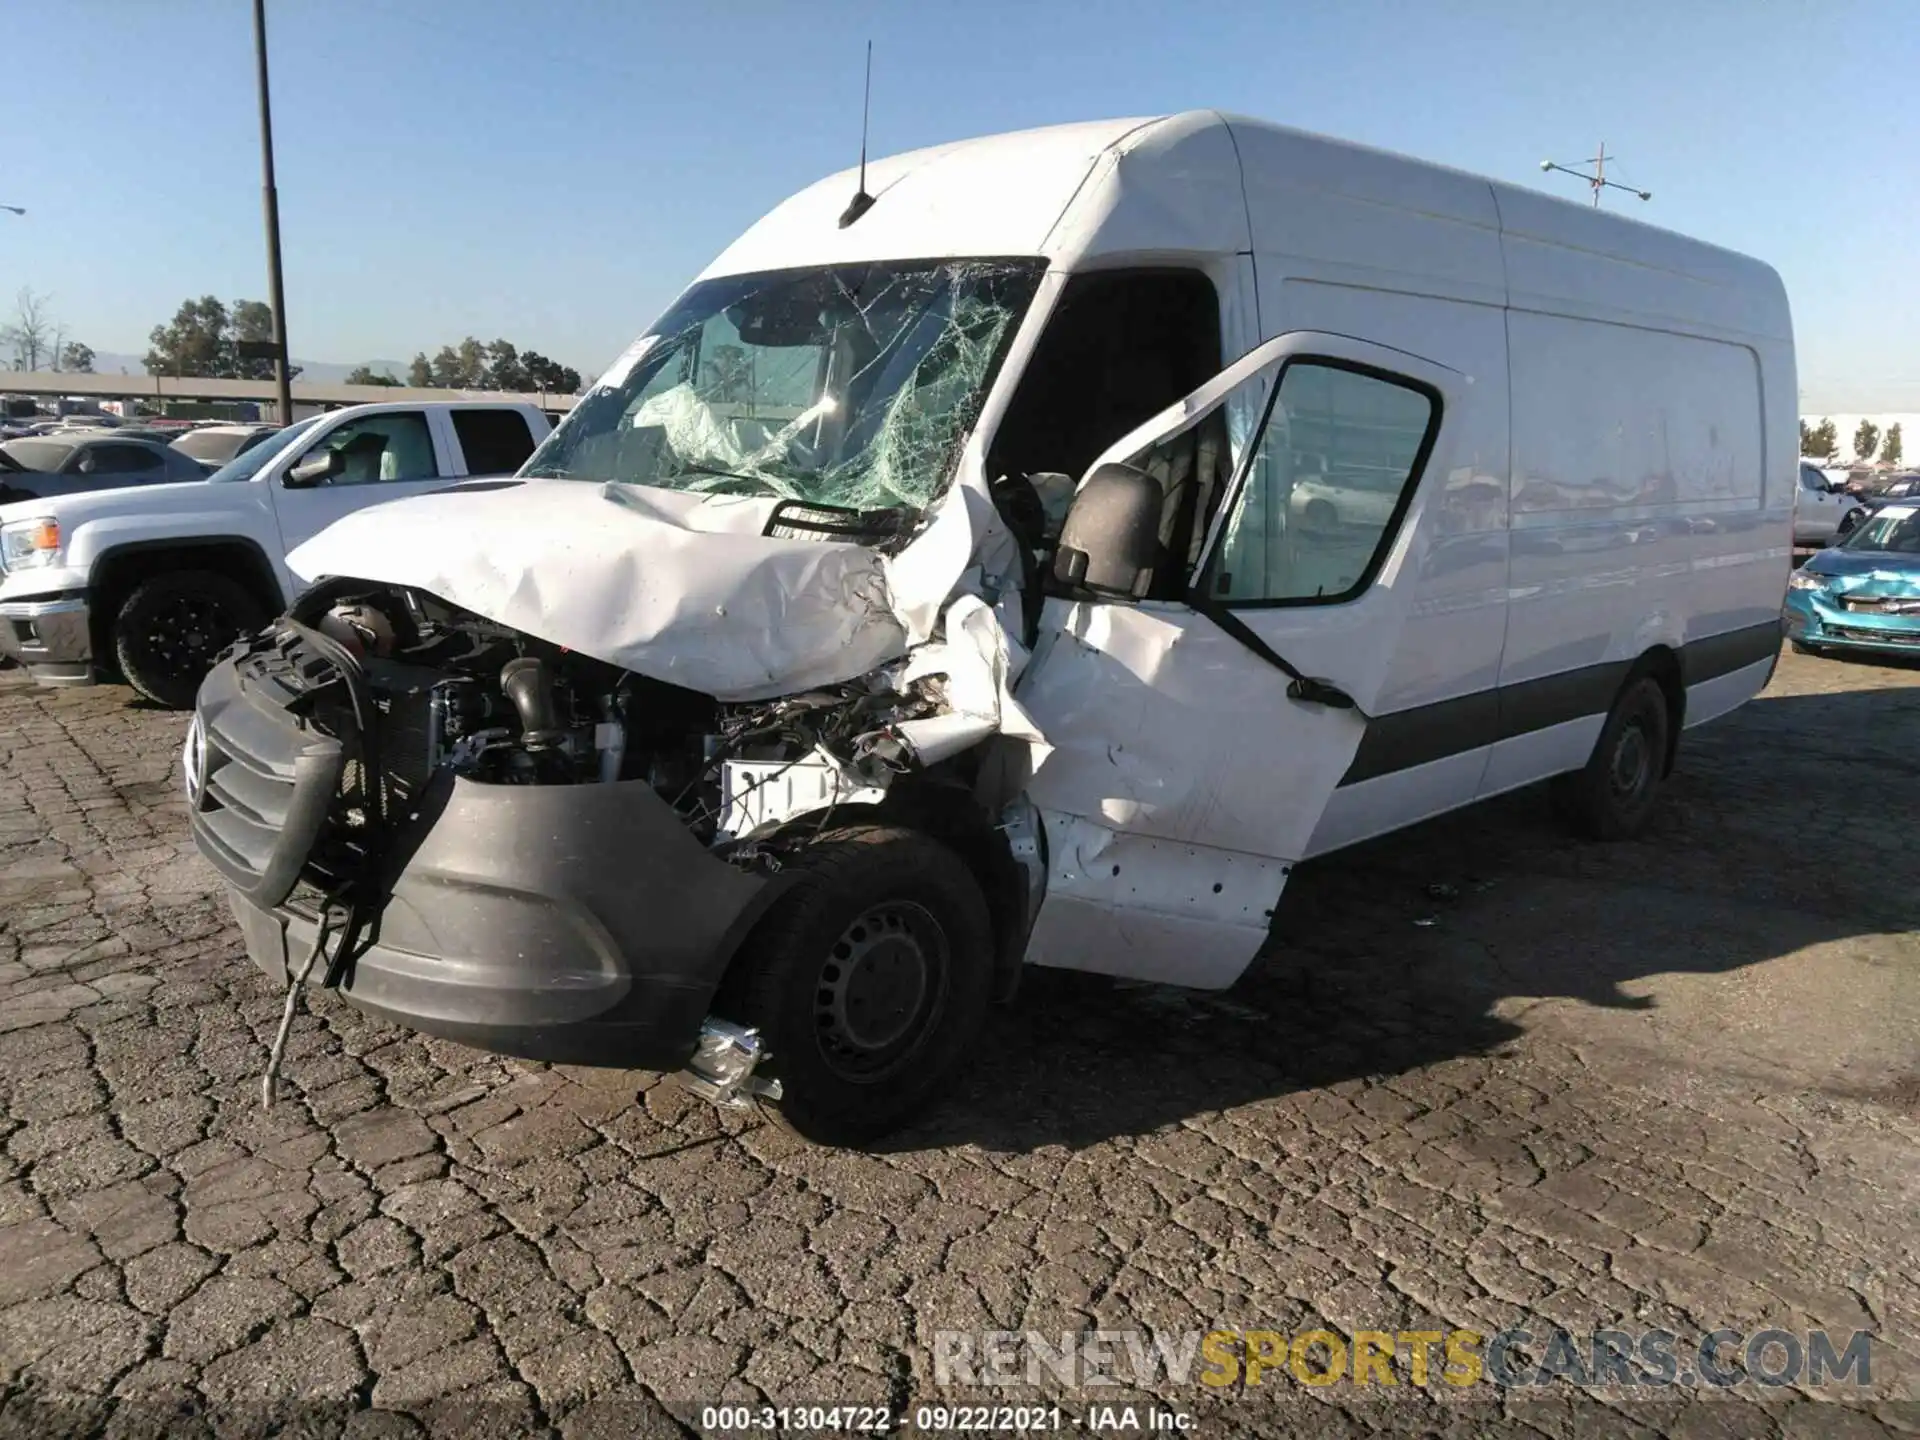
[
  {"xmin": 813, "ymin": 900, "xmax": 948, "ymax": 1083},
  {"xmin": 1610, "ymin": 719, "xmax": 1651, "ymax": 799}
]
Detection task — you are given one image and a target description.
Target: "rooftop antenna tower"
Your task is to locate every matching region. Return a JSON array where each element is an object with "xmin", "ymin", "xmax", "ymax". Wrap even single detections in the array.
[{"xmin": 1540, "ymin": 142, "xmax": 1652, "ymax": 207}]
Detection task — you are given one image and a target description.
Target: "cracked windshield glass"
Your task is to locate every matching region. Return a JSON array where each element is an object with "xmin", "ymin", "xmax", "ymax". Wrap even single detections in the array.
[{"xmin": 525, "ymin": 259, "xmax": 1044, "ymax": 517}]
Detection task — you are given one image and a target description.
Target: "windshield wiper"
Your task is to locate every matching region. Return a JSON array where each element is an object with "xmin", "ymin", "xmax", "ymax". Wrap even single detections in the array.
[{"xmin": 676, "ymin": 465, "xmax": 793, "ymax": 498}]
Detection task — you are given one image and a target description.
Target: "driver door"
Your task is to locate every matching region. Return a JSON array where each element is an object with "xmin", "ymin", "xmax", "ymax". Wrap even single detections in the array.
[{"xmin": 1015, "ymin": 331, "xmax": 1465, "ymax": 989}]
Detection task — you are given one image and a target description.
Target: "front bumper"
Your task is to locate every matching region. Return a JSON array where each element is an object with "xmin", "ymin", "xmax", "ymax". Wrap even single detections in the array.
[
  {"xmin": 190, "ymin": 653, "xmax": 786, "ymax": 1071},
  {"xmin": 1783, "ymin": 591, "xmax": 1920, "ymax": 655},
  {"xmin": 0, "ymin": 593, "xmax": 93, "ymax": 683}
]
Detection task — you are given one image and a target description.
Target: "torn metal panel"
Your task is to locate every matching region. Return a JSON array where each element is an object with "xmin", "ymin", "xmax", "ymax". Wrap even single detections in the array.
[
  {"xmin": 716, "ymin": 751, "xmax": 888, "ymax": 841},
  {"xmin": 883, "ymin": 593, "xmax": 1049, "ymax": 768},
  {"xmin": 1019, "ymin": 812, "xmax": 1286, "ymax": 988}
]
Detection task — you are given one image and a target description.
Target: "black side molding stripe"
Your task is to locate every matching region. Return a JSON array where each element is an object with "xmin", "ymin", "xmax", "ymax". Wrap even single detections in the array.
[
  {"xmin": 1337, "ymin": 620, "xmax": 1781, "ymax": 788},
  {"xmin": 1679, "ymin": 620, "xmax": 1782, "ymax": 686}
]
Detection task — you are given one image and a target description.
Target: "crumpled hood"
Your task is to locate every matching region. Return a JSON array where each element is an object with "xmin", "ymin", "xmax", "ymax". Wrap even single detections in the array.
[
  {"xmin": 285, "ymin": 479, "xmax": 911, "ymax": 700},
  {"xmin": 1803, "ymin": 546, "xmax": 1920, "ymax": 598}
]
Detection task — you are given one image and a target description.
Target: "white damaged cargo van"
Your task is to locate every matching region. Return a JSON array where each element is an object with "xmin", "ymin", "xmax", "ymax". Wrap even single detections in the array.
[{"xmin": 186, "ymin": 113, "xmax": 1795, "ymax": 1142}]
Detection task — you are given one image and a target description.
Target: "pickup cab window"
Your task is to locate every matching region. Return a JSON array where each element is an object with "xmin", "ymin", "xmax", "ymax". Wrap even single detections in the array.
[
  {"xmin": 450, "ymin": 409, "xmax": 538, "ymax": 475},
  {"xmin": 307, "ymin": 412, "xmax": 439, "ymax": 485}
]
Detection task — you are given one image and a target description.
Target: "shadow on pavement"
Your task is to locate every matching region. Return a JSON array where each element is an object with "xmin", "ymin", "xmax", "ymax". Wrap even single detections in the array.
[{"xmin": 892, "ymin": 679, "xmax": 1920, "ymax": 1153}]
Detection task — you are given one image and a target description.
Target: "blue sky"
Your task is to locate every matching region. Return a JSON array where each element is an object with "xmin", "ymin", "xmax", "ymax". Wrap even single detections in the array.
[{"xmin": 2, "ymin": 0, "xmax": 1913, "ymax": 410}]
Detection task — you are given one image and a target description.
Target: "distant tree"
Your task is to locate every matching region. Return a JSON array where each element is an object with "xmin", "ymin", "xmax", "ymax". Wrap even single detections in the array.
[
  {"xmin": 229, "ymin": 299, "xmax": 300, "ymax": 381},
  {"xmin": 455, "ymin": 337, "xmax": 488, "ymax": 387},
  {"xmin": 1854, "ymin": 418, "xmax": 1881, "ymax": 462},
  {"xmin": 483, "ymin": 339, "xmax": 528, "ymax": 392},
  {"xmin": 344, "ymin": 365, "xmax": 401, "ymax": 386},
  {"xmin": 144, "ymin": 295, "xmax": 229, "ymax": 377},
  {"xmin": 407, "ymin": 337, "xmax": 582, "ymax": 393},
  {"xmin": 1802, "ymin": 417, "xmax": 1838, "ymax": 460},
  {"xmin": 59, "ymin": 342, "xmax": 94, "ymax": 374},
  {"xmin": 0, "ymin": 288, "xmax": 55, "ymax": 370},
  {"xmin": 1883, "ymin": 422, "xmax": 1903, "ymax": 469},
  {"xmin": 143, "ymin": 295, "xmax": 300, "ymax": 380},
  {"xmin": 1798, "ymin": 419, "xmax": 1813, "ymax": 453},
  {"xmin": 428, "ymin": 339, "xmax": 490, "ymax": 388},
  {"xmin": 520, "ymin": 350, "xmax": 582, "ymax": 394}
]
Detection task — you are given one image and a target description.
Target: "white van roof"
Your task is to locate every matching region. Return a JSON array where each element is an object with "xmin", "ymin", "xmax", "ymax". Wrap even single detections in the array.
[{"xmin": 700, "ymin": 110, "xmax": 1788, "ymax": 344}]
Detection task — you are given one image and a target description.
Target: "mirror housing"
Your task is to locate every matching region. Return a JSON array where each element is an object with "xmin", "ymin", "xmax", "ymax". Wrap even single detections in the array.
[
  {"xmin": 284, "ymin": 450, "xmax": 340, "ymax": 488},
  {"xmin": 1052, "ymin": 462, "xmax": 1161, "ymax": 599}
]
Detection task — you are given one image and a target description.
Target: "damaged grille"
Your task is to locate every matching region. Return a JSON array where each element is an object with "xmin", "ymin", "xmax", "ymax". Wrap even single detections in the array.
[
  {"xmin": 190, "ymin": 632, "xmax": 348, "ymax": 909},
  {"xmin": 1829, "ymin": 624, "xmax": 1920, "ymax": 647}
]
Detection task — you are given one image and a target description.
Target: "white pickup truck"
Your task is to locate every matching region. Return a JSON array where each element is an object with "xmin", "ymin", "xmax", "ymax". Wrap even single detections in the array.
[{"xmin": 0, "ymin": 400, "xmax": 551, "ymax": 706}]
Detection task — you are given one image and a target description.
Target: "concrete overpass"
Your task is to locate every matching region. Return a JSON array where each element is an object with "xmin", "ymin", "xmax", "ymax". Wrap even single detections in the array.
[{"xmin": 0, "ymin": 368, "xmax": 579, "ymax": 421}]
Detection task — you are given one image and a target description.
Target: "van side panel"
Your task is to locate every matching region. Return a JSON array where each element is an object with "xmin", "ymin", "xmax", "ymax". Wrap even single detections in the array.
[{"xmin": 1487, "ymin": 311, "xmax": 1783, "ymax": 795}]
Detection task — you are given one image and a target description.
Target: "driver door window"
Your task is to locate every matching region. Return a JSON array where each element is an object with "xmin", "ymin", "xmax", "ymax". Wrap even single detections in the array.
[
  {"xmin": 1205, "ymin": 362, "xmax": 1437, "ymax": 604},
  {"xmin": 309, "ymin": 412, "xmax": 439, "ymax": 485}
]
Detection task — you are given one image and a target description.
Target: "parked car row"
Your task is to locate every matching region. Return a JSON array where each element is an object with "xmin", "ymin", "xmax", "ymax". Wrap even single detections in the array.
[{"xmin": 0, "ymin": 399, "xmax": 550, "ymax": 703}]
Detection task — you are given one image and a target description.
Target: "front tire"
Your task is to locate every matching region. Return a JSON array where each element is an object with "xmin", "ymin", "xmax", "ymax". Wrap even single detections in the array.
[
  {"xmin": 722, "ymin": 825, "xmax": 994, "ymax": 1145},
  {"xmin": 112, "ymin": 570, "xmax": 265, "ymax": 709},
  {"xmin": 1551, "ymin": 675, "xmax": 1672, "ymax": 841}
]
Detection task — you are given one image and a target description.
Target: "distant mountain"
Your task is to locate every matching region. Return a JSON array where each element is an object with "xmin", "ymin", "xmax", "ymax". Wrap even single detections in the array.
[{"xmin": 83, "ymin": 352, "xmax": 410, "ymax": 384}]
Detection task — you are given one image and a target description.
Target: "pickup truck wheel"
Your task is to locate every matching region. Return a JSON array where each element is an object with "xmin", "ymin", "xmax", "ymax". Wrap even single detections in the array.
[
  {"xmin": 113, "ymin": 570, "xmax": 265, "ymax": 709},
  {"xmin": 724, "ymin": 825, "xmax": 994, "ymax": 1146},
  {"xmin": 1551, "ymin": 675, "xmax": 1671, "ymax": 841}
]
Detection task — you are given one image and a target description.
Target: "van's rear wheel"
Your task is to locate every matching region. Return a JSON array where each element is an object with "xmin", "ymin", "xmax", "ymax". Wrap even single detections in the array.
[
  {"xmin": 1552, "ymin": 675, "xmax": 1671, "ymax": 841},
  {"xmin": 113, "ymin": 570, "xmax": 265, "ymax": 709},
  {"xmin": 722, "ymin": 825, "xmax": 993, "ymax": 1145}
]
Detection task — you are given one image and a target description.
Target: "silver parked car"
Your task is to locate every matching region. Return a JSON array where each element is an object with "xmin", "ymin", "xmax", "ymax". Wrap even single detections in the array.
[
  {"xmin": 167, "ymin": 423, "xmax": 283, "ymax": 473},
  {"xmin": 0, "ymin": 433, "xmax": 208, "ymax": 504}
]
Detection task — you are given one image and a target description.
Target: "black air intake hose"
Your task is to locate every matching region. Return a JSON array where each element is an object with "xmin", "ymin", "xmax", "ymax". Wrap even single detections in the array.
[{"xmin": 500, "ymin": 656, "xmax": 565, "ymax": 749}]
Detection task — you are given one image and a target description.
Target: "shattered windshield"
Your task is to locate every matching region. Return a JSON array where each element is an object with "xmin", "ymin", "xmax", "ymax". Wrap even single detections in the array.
[{"xmin": 525, "ymin": 259, "xmax": 1044, "ymax": 513}]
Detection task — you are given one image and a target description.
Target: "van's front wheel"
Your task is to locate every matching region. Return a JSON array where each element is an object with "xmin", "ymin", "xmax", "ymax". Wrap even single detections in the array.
[
  {"xmin": 1552, "ymin": 675, "xmax": 1672, "ymax": 840},
  {"xmin": 723, "ymin": 825, "xmax": 994, "ymax": 1145}
]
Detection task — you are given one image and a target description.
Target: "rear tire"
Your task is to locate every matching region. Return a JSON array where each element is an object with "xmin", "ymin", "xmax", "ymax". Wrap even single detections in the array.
[
  {"xmin": 1551, "ymin": 675, "xmax": 1671, "ymax": 841},
  {"xmin": 723, "ymin": 825, "xmax": 994, "ymax": 1145},
  {"xmin": 113, "ymin": 570, "xmax": 265, "ymax": 709}
]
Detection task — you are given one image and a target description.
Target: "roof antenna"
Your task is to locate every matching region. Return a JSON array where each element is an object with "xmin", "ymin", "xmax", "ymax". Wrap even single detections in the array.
[{"xmin": 837, "ymin": 41, "xmax": 877, "ymax": 229}]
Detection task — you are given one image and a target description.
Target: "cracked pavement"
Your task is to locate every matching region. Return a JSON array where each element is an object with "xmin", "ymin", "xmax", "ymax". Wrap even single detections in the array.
[{"xmin": 0, "ymin": 648, "xmax": 1916, "ymax": 1438}]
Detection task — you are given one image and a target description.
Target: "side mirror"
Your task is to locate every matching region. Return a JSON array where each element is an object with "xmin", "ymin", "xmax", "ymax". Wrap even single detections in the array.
[
  {"xmin": 284, "ymin": 450, "xmax": 340, "ymax": 488},
  {"xmin": 1052, "ymin": 462, "xmax": 1162, "ymax": 599}
]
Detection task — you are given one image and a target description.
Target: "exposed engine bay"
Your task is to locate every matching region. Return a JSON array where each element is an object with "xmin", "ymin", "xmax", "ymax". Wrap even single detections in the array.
[{"xmin": 290, "ymin": 580, "xmax": 973, "ymax": 856}]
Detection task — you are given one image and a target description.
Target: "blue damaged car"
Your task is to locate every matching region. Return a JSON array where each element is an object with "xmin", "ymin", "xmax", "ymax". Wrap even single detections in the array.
[{"xmin": 1784, "ymin": 501, "xmax": 1920, "ymax": 657}]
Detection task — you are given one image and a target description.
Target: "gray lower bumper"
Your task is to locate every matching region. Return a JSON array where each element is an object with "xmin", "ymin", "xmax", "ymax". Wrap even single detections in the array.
[
  {"xmin": 0, "ymin": 595, "xmax": 93, "ymax": 684},
  {"xmin": 215, "ymin": 775, "xmax": 791, "ymax": 1072}
]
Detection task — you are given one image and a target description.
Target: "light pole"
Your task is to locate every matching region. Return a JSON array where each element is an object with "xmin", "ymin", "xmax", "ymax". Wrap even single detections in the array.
[
  {"xmin": 251, "ymin": 0, "xmax": 294, "ymax": 425},
  {"xmin": 1540, "ymin": 144, "xmax": 1652, "ymax": 208}
]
